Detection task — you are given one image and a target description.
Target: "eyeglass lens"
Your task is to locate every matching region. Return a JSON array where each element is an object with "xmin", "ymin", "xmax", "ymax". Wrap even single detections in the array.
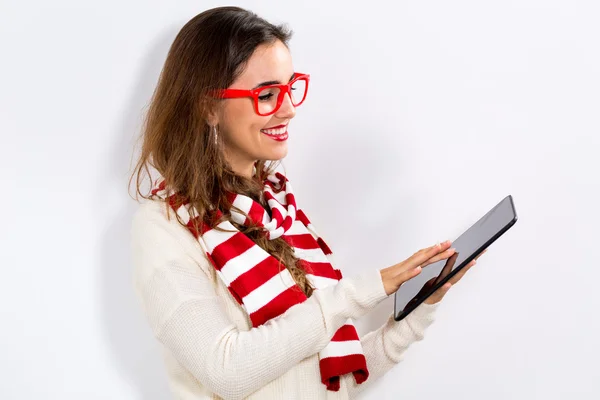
[{"xmin": 256, "ymin": 78, "xmax": 307, "ymax": 115}]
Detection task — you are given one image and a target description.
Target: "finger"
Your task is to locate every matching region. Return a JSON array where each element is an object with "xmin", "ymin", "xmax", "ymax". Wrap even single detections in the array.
[
  {"xmin": 448, "ymin": 260, "xmax": 476, "ymax": 285},
  {"xmin": 408, "ymin": 241, "xmax": 452, "ymax": 269},
  {"xmin": 421, "ymin": 247, "xmax": 457, "ymax": 267},
  {"xmin": 395, "ymin": 265, "xmax": 423, "ymax": 289},
  {"xmin": 438, "ymin": 252, "xmax": 457, "ymax": 280},
  {"xmin": 424, "ymin": 247, "xmax": 486, "ymax": 269},
  {"xmin": 474, "ymin": 249, "xmax": 487, "ymax": 261},
  {"xmin": 424, "ymin": 282, "xmax": 452, "ymax": 304},
  {"xmin": 435, "ymin": 282, "xmax": 453, "ymax": 300}
]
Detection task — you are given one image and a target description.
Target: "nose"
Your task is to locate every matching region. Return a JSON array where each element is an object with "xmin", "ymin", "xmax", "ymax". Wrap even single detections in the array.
[{"xmin": 274, "ymin": 92, "xmax": 296, "ymax": 119}]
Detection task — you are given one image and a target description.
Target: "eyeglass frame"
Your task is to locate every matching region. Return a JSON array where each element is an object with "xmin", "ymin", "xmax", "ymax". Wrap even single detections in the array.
[{"xmin": 211, "ymin": 72, "xmax": 310, "ymax": 116}]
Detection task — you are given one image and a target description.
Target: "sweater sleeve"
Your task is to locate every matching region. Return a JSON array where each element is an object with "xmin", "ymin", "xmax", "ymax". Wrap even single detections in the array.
[
  {"xmin": 130, "ymin": 202, "xmax": 390, "ymax": 400},
  {"xmin": 344, "ymin": 302, "xmax": 440, "ymax": 399}
]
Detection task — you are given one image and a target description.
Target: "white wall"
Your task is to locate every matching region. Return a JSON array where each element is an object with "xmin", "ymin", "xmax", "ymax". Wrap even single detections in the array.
[{"xmin": 1, "ymin": 0, "xmax": 598, "ymax": 399}]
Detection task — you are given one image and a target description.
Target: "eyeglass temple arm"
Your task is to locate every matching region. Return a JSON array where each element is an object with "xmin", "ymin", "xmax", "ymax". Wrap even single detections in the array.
[{"xmin": 214, "ymin": 89, "xmax": 253, "ymax": 99}]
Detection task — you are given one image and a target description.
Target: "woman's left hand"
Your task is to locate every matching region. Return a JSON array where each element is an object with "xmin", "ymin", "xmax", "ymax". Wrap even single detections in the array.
[{"xmin": 416, "ymin": 249, "xmax": 487, "ymax": 305}]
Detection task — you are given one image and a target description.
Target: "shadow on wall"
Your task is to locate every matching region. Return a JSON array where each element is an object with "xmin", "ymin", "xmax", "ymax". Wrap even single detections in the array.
[{"xmin": 95, "ymin": 27, "xmax": 180, "ymax": 400}]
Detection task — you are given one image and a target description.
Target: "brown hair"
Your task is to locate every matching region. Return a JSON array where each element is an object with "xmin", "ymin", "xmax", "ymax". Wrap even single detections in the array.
[{"xmin": 129, "ymin": 6, "xmax": 314, "ymax": 297}]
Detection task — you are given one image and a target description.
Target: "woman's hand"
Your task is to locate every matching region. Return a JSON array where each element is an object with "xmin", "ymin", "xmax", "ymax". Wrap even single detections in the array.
[
  {"xmin": 421, "ymin": 249, "xmax": 487, "ymax": 304},
  {"xmin": 379, "ymin": 241, "xmax": 457, "ymax": 296}
]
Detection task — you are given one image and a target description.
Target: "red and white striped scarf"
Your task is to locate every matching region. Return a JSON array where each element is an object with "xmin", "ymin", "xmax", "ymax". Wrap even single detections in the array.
[{"xmin": 150, "ymin": 168, "xmax": 369, "ymax": 391}]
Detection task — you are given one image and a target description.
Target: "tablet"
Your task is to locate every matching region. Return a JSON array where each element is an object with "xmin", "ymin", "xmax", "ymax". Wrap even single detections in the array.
[{"xmin": 393, "ymin": 195, "xmax": 518, "ymax": 321}]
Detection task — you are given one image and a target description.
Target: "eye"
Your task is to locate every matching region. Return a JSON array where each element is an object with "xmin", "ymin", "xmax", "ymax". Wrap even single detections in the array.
[
  {"xmin": 258, "ymin": 92, "xmax": 275, "ymax": 101},
  {"xmin": 257, "ymin": 86, "xmax": 280, "ymax": 102}
]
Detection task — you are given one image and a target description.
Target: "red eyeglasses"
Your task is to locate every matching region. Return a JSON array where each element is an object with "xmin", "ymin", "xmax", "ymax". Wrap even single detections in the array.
[{"xmin": 212, "ymin": 72, "xmax": 310, "ymax": 116}]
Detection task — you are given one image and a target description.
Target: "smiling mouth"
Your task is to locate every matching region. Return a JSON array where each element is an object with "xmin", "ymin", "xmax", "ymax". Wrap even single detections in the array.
[{"xmin": 260, "ymin": 124, "xmax": 288, "ymax": 136}]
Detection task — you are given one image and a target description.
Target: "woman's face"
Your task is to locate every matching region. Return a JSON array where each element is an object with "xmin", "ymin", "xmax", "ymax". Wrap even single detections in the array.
[{"xmin": 213, "ymin": 40, "xmax": 297, "ymax": 178}]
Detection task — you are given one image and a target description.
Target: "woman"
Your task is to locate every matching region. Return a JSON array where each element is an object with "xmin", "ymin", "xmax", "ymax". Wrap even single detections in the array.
[{"xmin": 130, "ymin": 6, "xmax": 478, "ymax": 400}]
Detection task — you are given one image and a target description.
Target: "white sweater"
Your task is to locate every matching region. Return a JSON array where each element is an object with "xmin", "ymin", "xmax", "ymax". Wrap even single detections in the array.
[{"xmin": 130, "ymin": 199, "xmax": 440, "ymax": 400}]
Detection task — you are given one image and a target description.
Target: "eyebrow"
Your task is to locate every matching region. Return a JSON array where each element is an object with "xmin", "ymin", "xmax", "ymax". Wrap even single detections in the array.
[{"xmin": 252, "ymin": 73, "xmax": 296, "ymax": 89}]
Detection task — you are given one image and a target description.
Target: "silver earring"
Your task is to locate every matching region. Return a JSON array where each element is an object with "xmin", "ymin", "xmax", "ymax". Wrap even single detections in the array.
[{"xmin": 212, "ymin": 125, "xmax": 218, "ymax": 145}]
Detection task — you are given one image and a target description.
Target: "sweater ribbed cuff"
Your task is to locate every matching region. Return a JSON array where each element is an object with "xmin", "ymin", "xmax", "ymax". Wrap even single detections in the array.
[
  {"xmin": 380, "ymin": 301, "xmax": 440, "ymax": 363},
  {"xmin": 409, "ymin": 301, "xmax": 440, "ymax": 325}
]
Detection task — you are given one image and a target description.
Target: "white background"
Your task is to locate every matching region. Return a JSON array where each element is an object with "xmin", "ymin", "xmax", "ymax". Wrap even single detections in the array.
[{"xmin": 1, "ymin": 0, "xmax": 599, "ymax": 399}]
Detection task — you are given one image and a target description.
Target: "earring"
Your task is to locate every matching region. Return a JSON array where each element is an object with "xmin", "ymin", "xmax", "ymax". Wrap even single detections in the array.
[{"xmin": 212, "ymin": 125, "xmax": 218, "ymax": 145}]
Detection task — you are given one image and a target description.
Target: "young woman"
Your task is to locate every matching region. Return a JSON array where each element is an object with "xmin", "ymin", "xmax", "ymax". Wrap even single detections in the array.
[{"xmin": 130, "ymin": 6, "xmax": 479, "ymax": 400}]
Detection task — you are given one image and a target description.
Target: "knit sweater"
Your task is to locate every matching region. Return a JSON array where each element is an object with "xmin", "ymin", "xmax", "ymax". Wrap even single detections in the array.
[{"xmin": 130, "ymin": 199, "xmax": 440, "ymax": 400}]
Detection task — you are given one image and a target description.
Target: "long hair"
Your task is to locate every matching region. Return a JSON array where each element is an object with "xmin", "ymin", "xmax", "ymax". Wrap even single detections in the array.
[{"xmin": 129, "ymin": 6, "xmax": 314, "ymax": 297}]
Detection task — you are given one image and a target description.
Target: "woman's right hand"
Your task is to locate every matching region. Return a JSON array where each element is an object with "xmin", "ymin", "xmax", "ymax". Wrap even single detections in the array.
[{"xmin": 379, "ymin": 240, "xmax": 456, "ymax": 296}]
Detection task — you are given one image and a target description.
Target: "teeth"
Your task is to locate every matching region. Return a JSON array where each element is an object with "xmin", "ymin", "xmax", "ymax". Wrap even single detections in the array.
[{"xmin": 261, "ymin": 126, "xmax": 287, "ymax": 135}]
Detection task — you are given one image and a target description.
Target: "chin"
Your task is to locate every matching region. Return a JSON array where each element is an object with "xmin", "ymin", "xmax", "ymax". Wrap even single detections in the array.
[
  {"xmin": 272, "ymin": 148, "xmax": 288, "ymax": 160},
  {"xmin": 262, "ymin": 145, "xmax": 288, "ymax": 161}
]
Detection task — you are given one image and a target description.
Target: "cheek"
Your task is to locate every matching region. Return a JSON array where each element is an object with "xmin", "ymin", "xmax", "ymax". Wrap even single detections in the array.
[{"xmin": 222, "ymin": 102, "xmax": 270, "ymax": 140}]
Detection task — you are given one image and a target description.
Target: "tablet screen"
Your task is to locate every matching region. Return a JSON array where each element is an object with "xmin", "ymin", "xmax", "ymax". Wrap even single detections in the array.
[{"xmin": 394, "ymin": 195, "xmax": 517, "ymax": 321}]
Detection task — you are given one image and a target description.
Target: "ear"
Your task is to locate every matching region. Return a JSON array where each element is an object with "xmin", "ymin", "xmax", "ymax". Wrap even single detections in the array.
[
  {"xmin": 201, "ymin": 96, "xmax": 221, "ymax": 127},
  {"xmin": 206, "ymin": 107, "xmax": 219, "ymax": 127}
]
